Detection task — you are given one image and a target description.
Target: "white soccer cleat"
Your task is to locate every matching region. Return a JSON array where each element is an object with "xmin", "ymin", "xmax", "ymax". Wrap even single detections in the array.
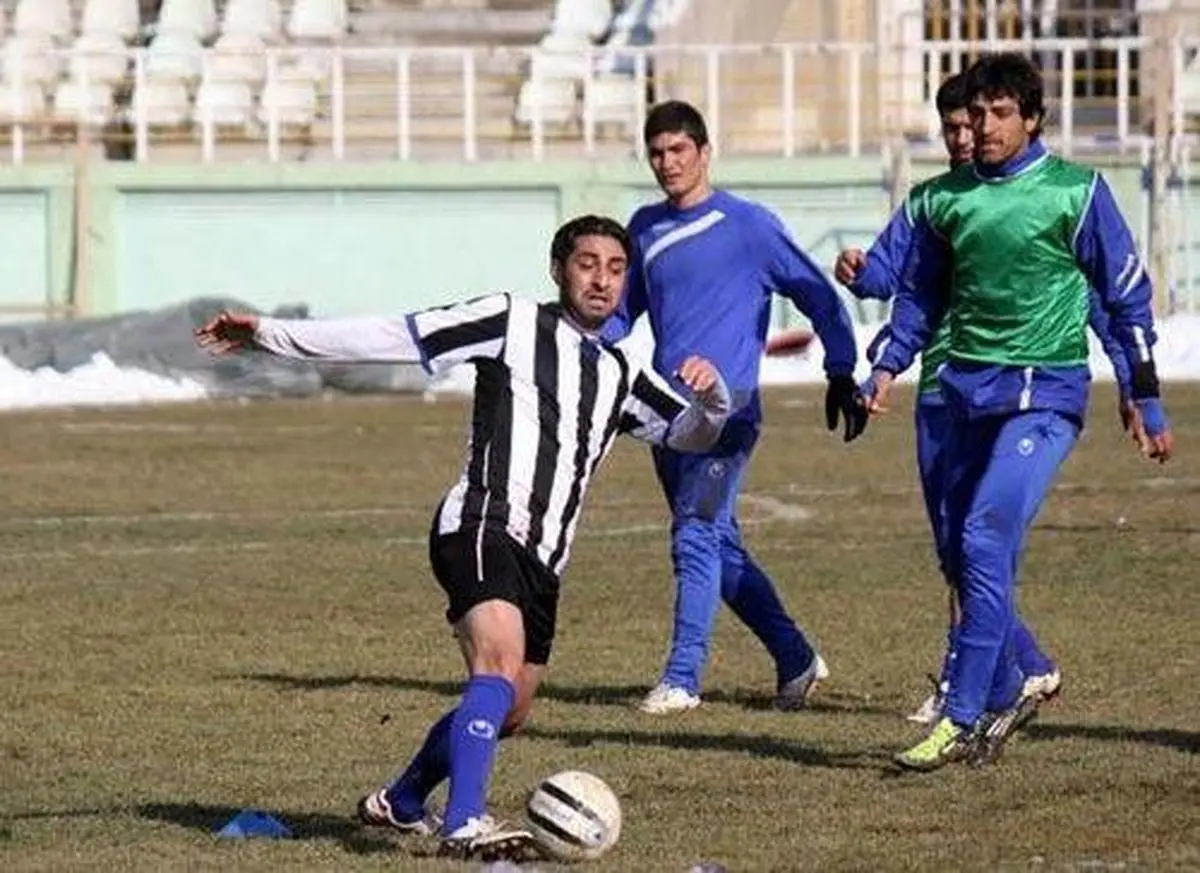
[
  {"xmin": 907, "ymin": 676, "xmax": 948, "ymax": 725},
  {"xmin": 356, "ymin": 788, "xmax": 440, "ymax": 836},
  {"xmin": 1022, "ymin": 668, "xmax": 1063, "ymax": 701},
  {"xmin": 638, "ymin": 683, "xmax": 701, "ymax": 715},
  {"xmin": 774, "ymin": 653, "xmax": 829, "ymax": 711},
  {"xmin": 436, "ymin": 815, "xmax": 539, "ymax": 862}
]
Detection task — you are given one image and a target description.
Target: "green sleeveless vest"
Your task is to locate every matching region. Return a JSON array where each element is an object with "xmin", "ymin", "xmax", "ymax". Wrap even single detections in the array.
[{"xmin": 907, "ymin": 154, "xmax": 1096, "ymax": 373}]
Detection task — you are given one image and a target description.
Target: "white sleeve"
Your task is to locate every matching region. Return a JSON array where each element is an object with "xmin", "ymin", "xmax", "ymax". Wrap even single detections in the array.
[
  {"xmin": 617, "ymin": 355, "xmax": 730, "ymax": 451},
  {"xmin": 252, "ymin": 293, "xmax": 510, "ymax": 374}
]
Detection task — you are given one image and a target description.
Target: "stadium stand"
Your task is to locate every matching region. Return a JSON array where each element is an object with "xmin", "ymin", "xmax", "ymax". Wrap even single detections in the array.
[{"xmin": 0, "ymin": 1, "xmax": 1192, "ymax": 163}]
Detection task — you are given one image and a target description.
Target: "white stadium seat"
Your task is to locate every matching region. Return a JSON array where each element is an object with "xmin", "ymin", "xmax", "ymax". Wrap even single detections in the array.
[
  {"xmin": 258, "ymin": 68, "xmax": 317, "ymax": 126},
  {"xmin": 157, "ymin": 0, "xmax": 218, "ymax": 41},
  {"xmin": 287, "ymin": 0, "xmax": 348, "ymax": 42},
  {"xmin": 515, "ymin": 78, "xmax": 578, "ymax": 127},
  {"xmin": 14, "ymin": 0, "xmax": 72, "ymax": 43},
  {"xmin": 195, "ymin": 76, "xmax": 255, "ymax": 126},
  {"xmin": 584, "ymin": 75, "xmax": 639, "ymax": 127},
  {"xmin": 133, "ymin": 77, "xmax": 192, "ymax": 126},
  {"xmin": 207, "ymin": 32, "xmax": 267, "ymax": 84},
  {"xmin": 222, "ymin": 0, "xmax": 283, "ymax": 42},
  {"xmin": 69, "ymin": 32, "xmax": 130, "ymax": 86},
  {"xmin": 146, "ymin": 31, "xmax": 204, "ymax": 82},
  {"xmin": 2, "ymin": 36, "xmax": 64, "ymax": 88},
  {"xmin": 81, "ymin": 0, "xmax": 141, "ymax": 41},
  {"xmin": 54, "ymin": 80, "xmax": 115, "ymax": 125},
  {"xmin": 0, "ymin": 81, "xmax": 47, "ymax": 121}
]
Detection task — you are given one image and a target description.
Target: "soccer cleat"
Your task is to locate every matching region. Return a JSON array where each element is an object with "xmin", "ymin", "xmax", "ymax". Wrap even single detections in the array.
[
  {"xmin": 435, "ymin": 815, "xmax": 540, "ymax": 862},
  {"xmin": 356, "ymin": 788, "xmax": 440, "ymax": 836},
  {"xmin": 893, "ymin": 716, "xmax": 979, "ymax": 772},
  {"xmin": 638, "ymin": 683, "xmax": 701, "ymax": 715},
  {"xmin": 775, "ymin": 653, "xmax": 830, "ymax": 711},
  {"xmin": 907, "ymin": 674, "xmax": 948, "ymax": 725},
  {"xmin": 1022, "ymin": 667, "xmax": 1063, "ymax": 703},
  {"xmin": 972, "ymin": 689, "xmax": 1045, "ymax": 764}
]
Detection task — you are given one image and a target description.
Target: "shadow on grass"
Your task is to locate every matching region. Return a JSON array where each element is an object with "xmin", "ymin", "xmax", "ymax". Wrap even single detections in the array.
[
  {"xmin": 519, "ymin": 724, "xmax": 893, "ymax": 772},
  {"xmin": 232, "ymin": 672, "xmax": 898, "ymax": 717},
  {"xmin": 1024, "ymin": 723, "xmax": 1199, "ymax": 754},
  {"xmin": 136, "ymin": 802, "xmax": 398, "ymax": 855}
]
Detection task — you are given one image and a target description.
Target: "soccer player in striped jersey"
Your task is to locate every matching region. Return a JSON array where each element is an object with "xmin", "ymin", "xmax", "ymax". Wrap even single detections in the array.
[{"xmin": 195, "ymin": 215, "xmax": 733, "ymax": 860}]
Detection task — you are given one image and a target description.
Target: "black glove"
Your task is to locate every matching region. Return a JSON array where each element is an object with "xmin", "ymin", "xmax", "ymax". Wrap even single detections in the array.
[{"xmin": 825, "ymin": 374, "xmax": 868, "ymax": 443}]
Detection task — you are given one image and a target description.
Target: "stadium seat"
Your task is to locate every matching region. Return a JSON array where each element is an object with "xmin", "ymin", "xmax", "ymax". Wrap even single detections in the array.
[
  {"xmin": 195, "ymin": 76, "xmax": 255, "ymax": 126},
  {"xmin": 286, "ymin": 0, "xmax": 348, "ymax": 42},
  {"xmin": 222, "ymin": 0, "xmax": 284, "ymax": 42},
  {"xmin": 515, "ymin": 78, "xmax": 578, "ymax": 127},
  {"xmin": 81, "ymin": 0, "xmax": 141, "ymax": 41},
  {"xmin": 208, "ymin": 32, "xmax": 268, "ymax": 84},
  {"xmin": 584, "ymin": 74, "xmax": 638, "ymax": 127},
  {"xmin": 0, "ymin": 81, "xmax": 47, "ymax": 122},
  {"xmin": 133, "ymin": 76, "xmax": 192, "ymax": 126},
  {"xmin": 53, "ymin": 79, "xmax": 116, "ymax": 125},
  {"xmin": 2, "ymin": 36, "xmax": 64, "ymax": 88},
  {"xmin": 69, "ymin": 32, "xmax": 131, "ymax": 85},
  {"xmin": 157, "ymin": 0, "xmax": 218, "ymax": 41},
  {"xmin": 529, "ymin": 0, "xmax": 612, "ymax": 81},
  {"xmin": 13, "ymin": 0, "xmax": 72, "ymax": 43},
  {"xmin": 258, "ymin": 67, "xmax": 317, "ymax": 126},
  {"xmin": 146, "ymin": 31, "xmax": 204, "ymax": 81}
]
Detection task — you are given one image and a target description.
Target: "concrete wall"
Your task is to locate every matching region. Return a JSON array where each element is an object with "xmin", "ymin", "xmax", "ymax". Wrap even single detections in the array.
[{"xmin": 0, "ymin": 154, "xmax": 1182, "ymax": 325}]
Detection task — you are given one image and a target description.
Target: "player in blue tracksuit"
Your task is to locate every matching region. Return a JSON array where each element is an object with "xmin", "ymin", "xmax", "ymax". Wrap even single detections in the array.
[
  {"xmin": 602, "ymin": 100, "xmax": 867, "ymax": 714},
  {"xmin": 866, "ymin": 54, "xmax": 1174, "ymax": 770},
  {"xmin": 834, "ymin": 73, "xmax": 1135, "ymax": 725}
]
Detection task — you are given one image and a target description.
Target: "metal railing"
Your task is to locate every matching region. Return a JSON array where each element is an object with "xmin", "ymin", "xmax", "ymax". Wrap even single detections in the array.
[{"xmin": 0, "ymin": 34, "xmax": 1195, "ymax": 164}]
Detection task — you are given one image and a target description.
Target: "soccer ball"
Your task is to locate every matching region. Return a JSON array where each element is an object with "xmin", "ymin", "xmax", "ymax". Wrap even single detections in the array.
[{"xmin": 525, "ymin": 770, "xmax": 621, "ymax": 863}]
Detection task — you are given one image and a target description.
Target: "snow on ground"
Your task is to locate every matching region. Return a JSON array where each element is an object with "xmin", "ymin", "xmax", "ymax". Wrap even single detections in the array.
[{"xmin": 0, "ymin": 316, "xmax": 1196, "ymax": 410}]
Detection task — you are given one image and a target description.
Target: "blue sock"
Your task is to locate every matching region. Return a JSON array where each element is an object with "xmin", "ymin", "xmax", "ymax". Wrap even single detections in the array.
[
  {"xmin": 385, "ymin": 709, "xmax": 455, "ymax": 821},
  {"xmin": 442, "ymin": 674, "xmax": 515, "ymax": 836},
  {"xmin": 1013, "ymin": 614, "xmax": 1055, "ymax": 678}
]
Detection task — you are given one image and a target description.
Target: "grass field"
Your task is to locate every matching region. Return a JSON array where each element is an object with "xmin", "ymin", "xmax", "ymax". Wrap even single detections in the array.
[{"xmin": 2, "ymin": 383, "xmax": 1197, "ymax": 872}]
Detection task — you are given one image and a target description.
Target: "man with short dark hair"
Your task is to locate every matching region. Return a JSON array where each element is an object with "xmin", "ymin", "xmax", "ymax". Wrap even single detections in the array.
[
  {"xmin": 602, "ymin": 99, "xmax": 866, "ymax": 715},
  {"xmin": 196, "ymin": 214, "xmax": 733, "ymax": 859},
  {"xmin": 865, "ymin": 53, "xmax": 1174, "ymax": 771}
]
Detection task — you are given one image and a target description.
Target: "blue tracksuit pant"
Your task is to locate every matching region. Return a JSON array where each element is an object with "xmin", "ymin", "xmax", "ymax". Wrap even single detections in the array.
[
  {"xmin": 940, "ymin": 409, "xmax": 1079, "ymax": 727},
  {"xmin": 652, "ymin": 418, "xmax": 814, "ymax": 694}
]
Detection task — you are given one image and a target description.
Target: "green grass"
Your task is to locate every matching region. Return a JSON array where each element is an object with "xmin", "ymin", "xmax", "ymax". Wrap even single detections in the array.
[{"xmin": 1, "ymin": 383, "xmax": 1197, "ymax": 871}]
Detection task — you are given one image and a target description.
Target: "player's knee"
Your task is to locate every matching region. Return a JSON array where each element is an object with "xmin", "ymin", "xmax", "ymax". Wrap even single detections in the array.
[{"xmin": 468, "ymin": 641, "xmax": 524, "ymax": 680}]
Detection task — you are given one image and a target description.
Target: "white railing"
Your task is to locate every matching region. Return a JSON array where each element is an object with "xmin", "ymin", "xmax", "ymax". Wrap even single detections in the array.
[{"xmin": 0, "ymin": 35, "xmax": 1196, "ymax": 164}]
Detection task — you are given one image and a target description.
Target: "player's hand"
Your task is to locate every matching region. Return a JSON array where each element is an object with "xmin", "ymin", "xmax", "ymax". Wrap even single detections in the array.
[
  {"xmin": 862, "ymin": 370, "xmax": 895, "ymax": 416},
  {"xmin": 764, "ymin": 328, "xmax": 815, "ymax": 357},
  {"xmin": 1123, "ymin": 396, "xmax": 1174, "ymax": 463},
  {"xmin": 825, "ymin": 374, "xmax": 868, "ymax": 443},
  {"xmin": 834, "ymin": 248, "xmax": 867, "ymax": 286},
  {"xmin": 195, "ymin": 311, "xmax": 260, "ymax": 355},
  {"xmin": 677, "ymin": 355, "xmax": 721, "ymax": 398}
]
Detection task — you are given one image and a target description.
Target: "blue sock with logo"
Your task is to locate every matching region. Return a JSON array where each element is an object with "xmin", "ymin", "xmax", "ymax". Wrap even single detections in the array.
[
  {"xmin": 385, "ymin": 709, "xmax": 455, "ymax": 822},
  {"xmin": 442, "ymin": 674, "xmax": 515, "ymax": 836}
]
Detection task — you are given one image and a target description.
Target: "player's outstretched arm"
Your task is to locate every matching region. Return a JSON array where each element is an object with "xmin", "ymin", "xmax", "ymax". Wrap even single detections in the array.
[
  {"xmin": 616, "ymin": 353, "xmax": 730, "ymax": 452},
  {"xmin": 1074, "ymin": 175, "xmax": 1173, "ymax": 463},
  {"xmin": 195, "ymin": 293, "xmax": 512, "ymax": 374}
]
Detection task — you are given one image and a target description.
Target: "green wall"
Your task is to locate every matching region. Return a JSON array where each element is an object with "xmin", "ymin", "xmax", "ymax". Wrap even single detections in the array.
[{"xmin": 0, "ymin": 155, "xmax": 1174, "ymax": 322}]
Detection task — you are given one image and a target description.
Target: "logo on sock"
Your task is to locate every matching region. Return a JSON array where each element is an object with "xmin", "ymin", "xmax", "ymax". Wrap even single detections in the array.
[
  {"xmin": 1017, "ymin": 437, "xmax": 1035, "ymax": 457},
  {"xmin": 467, "ymin": 719, "xmax": 496, "ymax": 740}
]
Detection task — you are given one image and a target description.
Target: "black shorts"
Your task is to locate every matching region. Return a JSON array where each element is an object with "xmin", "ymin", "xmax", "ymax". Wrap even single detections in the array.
[{"xmin": 429, "ymin": 524, "xmax": 560, "ymax": 666}]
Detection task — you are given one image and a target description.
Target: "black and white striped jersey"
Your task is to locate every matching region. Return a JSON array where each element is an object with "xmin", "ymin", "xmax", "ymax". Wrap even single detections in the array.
[{"xmin": 253, "ymin": 292, "xmax": 728, "ymax": 576}]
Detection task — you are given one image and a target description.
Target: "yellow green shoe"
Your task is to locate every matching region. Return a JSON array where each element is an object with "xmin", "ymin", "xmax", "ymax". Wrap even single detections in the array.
[{"xmin": 893, "ymin": 717, "xmax": 976, "ymax": 772}]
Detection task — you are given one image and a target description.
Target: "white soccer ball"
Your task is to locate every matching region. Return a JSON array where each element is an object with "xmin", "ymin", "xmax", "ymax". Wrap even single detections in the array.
[{"xmin": 525, "ymin": 770, "xmax": 621, "ymax": 863}]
